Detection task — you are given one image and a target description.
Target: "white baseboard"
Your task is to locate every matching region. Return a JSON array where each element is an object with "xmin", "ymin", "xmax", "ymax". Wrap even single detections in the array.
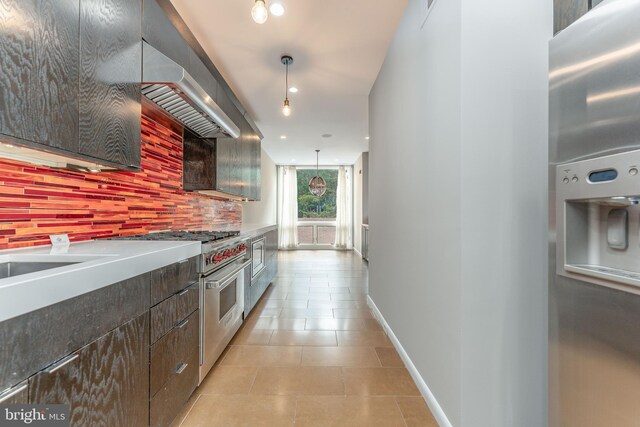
[{"xmin": 367, "ymin": 295, "xmax": 453, "ymax": 427}]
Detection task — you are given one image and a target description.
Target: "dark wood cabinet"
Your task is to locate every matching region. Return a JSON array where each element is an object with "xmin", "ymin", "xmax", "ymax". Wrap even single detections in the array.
[
  {"xmin": 150, "ymin": 349, "xmax": 197, "ymax": 427},
  {"xmin": 29, "ymin": 313, "xmax": 150, "ymax": 427},
  {"xmin": 553, "ymin": 0, "xmax": 609, "ymax": 34},
  {"xmin": 248, "ymin": 228, "xmax": 278, "ymax": 313},
  {"xmin": 1, "ymin": 257, "xmax": 205, "ymax": 427},
  {"xmin": 0, "ymin": 0, "xmax": 142, "ymax": 170},
  {"xmin": 230, "ymin": 121, "xmax": 246, "ymax": 198},
  {"xmin": 183, "ymin": 132, "xmax": 217, "ymax": 191},
  {"xmin": 78, "ymin": 0, "xmax": 142, "ymax": 169},
  {"xmin": 265, "ymin": 228, "xmax": 278, "ymax": 279},
  {"xmin": 149, "ymin": 259, "xmax": 200, "ymax": 427},
  {"xmin": 0, "ymin": 380, "xmax": 29, "ymax": 404},
  {"xmin": 149, "ymin": 310, "xmax": 198, "ymax": 399},
  {"xmin": 150, "ymin": 256, "xmax": 198, "ymax": 306},
  {"xmin": 182, "ymin": 119, "xmax": 262, "ymax": 199},
  {"xmin": 0, "ymin": 0, "xmax": 80, "ymax": 152},
  {"xmin": 215, "ymin": 136, "xmax": 233, "ymax": 194},
  {"xmin": 249, "ymin": 119, "xmax": 262, "ymax": 201}
]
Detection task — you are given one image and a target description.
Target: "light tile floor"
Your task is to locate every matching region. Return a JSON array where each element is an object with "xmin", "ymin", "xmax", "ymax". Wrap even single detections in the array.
[{"xmin": 173, "ymin": 250, "xmax": 438, "ymax": 427}]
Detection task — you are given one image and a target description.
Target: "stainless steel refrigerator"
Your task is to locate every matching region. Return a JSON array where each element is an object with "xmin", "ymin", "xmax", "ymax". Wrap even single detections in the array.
[{"xmin": 549, "ymin": 1, "xmax": 640, "ymax": 425}]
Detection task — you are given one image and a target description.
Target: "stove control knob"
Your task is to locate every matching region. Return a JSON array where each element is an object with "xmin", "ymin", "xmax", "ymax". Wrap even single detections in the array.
[{"xmin": 225, "ymin": 250, "xmax": 231, "ymax": 257}]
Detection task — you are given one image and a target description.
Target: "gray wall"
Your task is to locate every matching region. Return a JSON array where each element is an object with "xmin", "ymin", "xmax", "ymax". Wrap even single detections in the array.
[
  {"xmin": 368, "ymin": 0, "xmax": 551, "ymax": 425},
  {"xmin": 242, "ymin": 149, "xmax": 277, "ymax": 225},
  {"xmin": 369, "ymin": 0, "xmax": 463, "ymax": 422}
]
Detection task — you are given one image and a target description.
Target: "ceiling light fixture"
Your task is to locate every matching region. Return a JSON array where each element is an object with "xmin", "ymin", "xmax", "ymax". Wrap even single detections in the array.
[
  {"xmin": 280, "ymin": 135, "xmax": 287, "ymax": 139},
  {"xmin": 365, "ymin": 136, "xmax": 370, "ymax": 140},
  {"xmin": 281, "ymin": 55, "xmax": 293, "ymax": 117},
  {"xmin": 269, "ymin": 2, "xmax": 285, "ymax": 16},
  {"xmin": 288, "ymin": 87, "xmax": 299, "ymax": 93},
  {"xmin": 309, "ymin": 150, "xmax": 327, "ymax": 197},
  {"xmin": 251, "ymin": 0, "xmax": 268, "ymax": 24}
]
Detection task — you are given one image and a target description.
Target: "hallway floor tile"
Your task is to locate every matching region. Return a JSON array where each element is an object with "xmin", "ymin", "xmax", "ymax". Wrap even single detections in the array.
[{"xmin": 173, "ymin": 251, "xmax": 437, "ymax": 427}]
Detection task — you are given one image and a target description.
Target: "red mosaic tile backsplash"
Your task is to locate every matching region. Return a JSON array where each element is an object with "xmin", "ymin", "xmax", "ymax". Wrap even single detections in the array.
[{"xmin": 0, "ymin": 115, "xmax": 241, "ymax": 249}]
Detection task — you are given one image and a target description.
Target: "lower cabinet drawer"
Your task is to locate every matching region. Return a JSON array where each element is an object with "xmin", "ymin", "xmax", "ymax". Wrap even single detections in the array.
[
  {"xmin": 150, "ymin": 350, "xmax": 198, "ymax": 427},
  {"xmin": 150, "ymin": 283, "xmax": 198, "ymax": 344},
  {"xmin": 150, "ymin": 310, "xmax": 198, "ymax": 398}
]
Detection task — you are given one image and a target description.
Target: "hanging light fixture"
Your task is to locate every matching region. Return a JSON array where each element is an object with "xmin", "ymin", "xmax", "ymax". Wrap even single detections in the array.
[
  {"xmin": 309, "ymin": 150, "xmax": 327, "ymax": 197},
  {"xmin": 281, "ymin": 55, "xmax": 293, "ymax": 117},
  {"xmin": 251, "ymin": 0, "xmax": 268, "ymax": 24}
]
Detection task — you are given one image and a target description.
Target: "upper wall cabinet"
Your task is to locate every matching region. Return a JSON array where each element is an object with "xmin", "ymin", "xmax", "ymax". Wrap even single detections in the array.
[
  {"xmin": 79, "ymin": 0, "xmax": 142, "ymax": 169},
  {"xmin": 0, "ymin": 0, "xmax": 142, "ymax": 170},
  {"xmin": 183, "ymin": 120, "xmax": 262, "ymax": 201},
  {"xmin": 0, "ymin": 0, "xmax": 80, "ymax": 152}
]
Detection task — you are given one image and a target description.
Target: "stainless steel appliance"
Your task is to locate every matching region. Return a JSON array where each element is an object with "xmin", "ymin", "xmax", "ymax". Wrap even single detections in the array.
[
  {"xmin": 250, "ymin": 236, "xmax": 266, "ymax": 279},
  {"xmin": 111, "ymin": 230, "xmax": 250, "ymax": 383},
  {"xmin": 549, "ymin": 1, "xmax": 640, "ymax": 425},
  {"xmin": 142, "ymin": 41, "xmax": 240, "ymax": 139},
  {"xmin": 199, "ymin": 239, "xmax": 249, "ymax": 382}
]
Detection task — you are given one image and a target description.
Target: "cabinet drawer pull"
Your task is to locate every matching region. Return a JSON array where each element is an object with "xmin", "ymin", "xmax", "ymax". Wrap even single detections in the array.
[
  {"xmin": 176, "ymin": 318, "xmax": 189, "ymax": 329},
  {"xmin": 175, "ymin": 363, "xmax": 188, "ymax": 374},
  {"xmin": 177, "ymin": 288, "xmax": 190, "ymax": 296},
  {"xmin": 45, "ymin": 354, "xmax": 79, "ymax": 374},
  {"xmin": 0, "ymin": 383, "xmax": 28, "ymax": 403}
]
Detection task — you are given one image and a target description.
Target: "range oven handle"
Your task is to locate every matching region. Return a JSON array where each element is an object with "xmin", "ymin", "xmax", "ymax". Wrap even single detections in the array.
[{"xmin": 205, "ymin": 259, "xmax": 251, "ymax": 290}]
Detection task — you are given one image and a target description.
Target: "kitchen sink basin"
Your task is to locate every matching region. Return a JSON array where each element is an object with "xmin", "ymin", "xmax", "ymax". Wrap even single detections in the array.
[{"xmin": 0, "ymin": 261, "xmax": 81, "ymax": 279}]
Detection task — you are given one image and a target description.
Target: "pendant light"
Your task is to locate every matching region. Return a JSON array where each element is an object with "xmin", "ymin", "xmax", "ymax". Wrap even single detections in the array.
[
  {"xmin": 281, "ymin": 55, "xmax": 293, "ymax": 117},
  {"xmin": 251, "ymin": 0, "xmax": 268, "ymax": 24},
  {"xmin": 309, "ymin": 150, "xmax": 327, "ymax": 197}
]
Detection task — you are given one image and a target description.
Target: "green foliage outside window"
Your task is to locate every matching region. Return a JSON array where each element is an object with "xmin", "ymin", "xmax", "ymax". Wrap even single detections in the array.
[{"xmin": 297, "ymin": 169, "xmax": 338, "ymax": 219}]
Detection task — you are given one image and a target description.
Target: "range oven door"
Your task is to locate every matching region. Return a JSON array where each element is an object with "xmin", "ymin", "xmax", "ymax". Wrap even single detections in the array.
[{"xmin": 200, "ymin": 258, "xmax": 250, "ymax": 383}]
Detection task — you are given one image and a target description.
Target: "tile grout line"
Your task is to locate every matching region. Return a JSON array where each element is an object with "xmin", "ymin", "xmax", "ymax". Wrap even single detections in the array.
[
  {"xmin": 176, "ymin": 393, "xmax": 202, "ymax": 427},
  {"xmin": 247, "ymin": 364, "xmax": 260, "ymax": 395},
  {"xmin": 394, "ymin": 396, "xmax": 410, "ymax": 427},
  {"xmin": 293, "ymin": 395, "xmax": 300, "ymax": 426}
]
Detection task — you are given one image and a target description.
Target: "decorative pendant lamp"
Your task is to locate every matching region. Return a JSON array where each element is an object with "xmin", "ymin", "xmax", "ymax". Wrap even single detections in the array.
[
  {"xmin": 281, "ymin": 55, "xmax": 293, "ymax": 116},
  {"xmin": 309, "ymin": 150, "xmax": 327, "ymax": 197}
]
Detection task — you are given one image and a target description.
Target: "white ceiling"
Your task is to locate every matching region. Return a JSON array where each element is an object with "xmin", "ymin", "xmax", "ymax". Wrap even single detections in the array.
[{"xmin": 170, "ymin": 0, "xmax": 407, "ymax": 165}]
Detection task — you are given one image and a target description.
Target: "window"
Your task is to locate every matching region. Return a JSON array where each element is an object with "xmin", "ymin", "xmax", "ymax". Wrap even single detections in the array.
[{"xmin": 296, "ymin": 168, "xmax": 338, "ymax": 246}]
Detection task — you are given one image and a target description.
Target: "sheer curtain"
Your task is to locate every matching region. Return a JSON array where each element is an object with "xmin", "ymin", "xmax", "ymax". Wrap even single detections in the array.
[
  {"xmin": 334, "ymin": 166, "xmax": 352, "ymax": 249},
  {"xmin": 277, "ymin": 166, "xmax": 298, "ymax": 249}
]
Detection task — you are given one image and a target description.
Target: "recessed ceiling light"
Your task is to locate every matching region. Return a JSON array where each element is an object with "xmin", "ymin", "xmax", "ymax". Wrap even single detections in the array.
[
  {"xmin": 270, "ymin": 2, "xmax": 285, "ymax": 16},
  {"xmin": 322, "ymin": 134, "xmax": 332, "ymax": 138},
  {"xmin": 365, "ymin": 136, "xmax": 370, "ymax": 140},
  {"xmin": 288, "ymin": 87, "xmax": 298, "ymax": 93},
  {"xmin": 291, "ymin": 159, "xmax": 296, "ymax": 162},
  {"xmin": 280, "ymin": 135, "xmax": 287, "ymax": 140}
]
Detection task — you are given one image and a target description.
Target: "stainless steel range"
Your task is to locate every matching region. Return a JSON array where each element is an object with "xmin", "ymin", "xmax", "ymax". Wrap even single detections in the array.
[{"xmin": 113, "ymin": 230, "xmax": 250, "ymax": 383}]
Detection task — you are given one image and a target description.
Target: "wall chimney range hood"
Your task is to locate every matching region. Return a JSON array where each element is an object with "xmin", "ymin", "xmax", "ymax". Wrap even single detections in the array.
[{"xmin": 142, "ymin": 42, "xmax": 240, "ymax": 139}]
